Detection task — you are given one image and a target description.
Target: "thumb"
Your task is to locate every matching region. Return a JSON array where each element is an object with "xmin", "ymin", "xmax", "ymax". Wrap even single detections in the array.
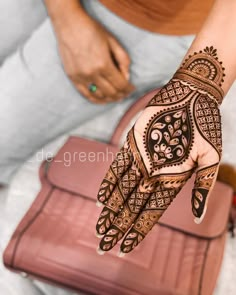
[
  {"xmin": 108, "ymin": 36, "xmax": 131, "ymax": 80},
  {"xmin": 192, "ymin": 162, "xmax": 219, "ymax": 224}
]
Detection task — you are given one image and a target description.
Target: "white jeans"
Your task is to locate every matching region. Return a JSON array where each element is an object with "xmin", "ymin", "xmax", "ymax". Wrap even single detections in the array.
[
  {"xmin": 0, "ymin": 0, "xmax": 235, "ymax": 185},
  {"xmin": 0, "ymin": 0, "xmax": 197, "ymax": 184}
]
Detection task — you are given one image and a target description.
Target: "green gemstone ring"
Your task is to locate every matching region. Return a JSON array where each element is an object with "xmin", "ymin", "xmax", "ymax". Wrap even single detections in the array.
[{"xmin": 89, "ymin": 83, "xmax": 97, "ymax": 93}]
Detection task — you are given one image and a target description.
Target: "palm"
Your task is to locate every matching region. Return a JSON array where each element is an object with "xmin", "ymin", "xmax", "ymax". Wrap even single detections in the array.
[{"xmin": 96, "ymin": 46, "xmax": 224, "ymax": 254}]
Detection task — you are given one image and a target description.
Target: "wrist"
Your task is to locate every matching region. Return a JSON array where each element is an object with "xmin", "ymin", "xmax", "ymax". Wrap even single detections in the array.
[
  {"xmin": 44, "ymin": 0, "xmax": 91, "ymax": 32},
  {"xmin": 173, "ymin": 46, "xmax": 225, "ymax": 105}
]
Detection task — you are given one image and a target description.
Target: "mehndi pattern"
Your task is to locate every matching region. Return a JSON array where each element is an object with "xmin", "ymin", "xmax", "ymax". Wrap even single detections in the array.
[
  {"xmin": 96, "ymin": 46, "xmax": 225, "ymax": 254},
  {"xmin": 145, "ymin": 103, "xmax": 194, "ymax": 171}
]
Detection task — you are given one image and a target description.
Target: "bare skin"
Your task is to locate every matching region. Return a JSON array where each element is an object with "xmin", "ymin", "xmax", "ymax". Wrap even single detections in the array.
[{"xmin": 44, "ymin": 0, "xmax": 135, "ymax": 104}]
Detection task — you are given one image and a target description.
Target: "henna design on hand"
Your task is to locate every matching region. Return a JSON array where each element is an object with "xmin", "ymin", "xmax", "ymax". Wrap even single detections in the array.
[
  {"xmin": 193, "ymin": 95, "xmax": 222, "ymax": 156},
  {"xmin": 192, "ymin": 163, "xmax": 219, "ymax": 221},
  {"xmin": 96, "ymin": 46, "xmax": 225, "ymax": 254},
  {"xmin": 144, "ymin": 103, "xmax": 194, "ymax": 170},
  {"xmin": 97, "ymin": 145, "xmax": 133, "ymax": 204},
  {"xmin": 149, "ymin": 80, "xmax": 194, "ymax": 106},
  {"xmin": 173, "ymin": 46, "xmax": 225, "ymax": 104}
]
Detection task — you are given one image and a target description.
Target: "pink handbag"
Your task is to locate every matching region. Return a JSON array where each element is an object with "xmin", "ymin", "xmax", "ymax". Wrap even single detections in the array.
[{"xmin": 3, "ymin": 89, "xmax": 233, "ymax": 295}]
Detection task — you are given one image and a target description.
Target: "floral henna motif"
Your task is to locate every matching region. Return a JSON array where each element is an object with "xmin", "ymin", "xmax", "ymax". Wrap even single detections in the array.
[
  {"xmin": 96, "ymin": 208, "xmax": 116, "ymax": 235},
  {"xmin": 173, "ymin": 46, "xmax": 225, "ymax": 104},
  {"xmin": 120, "ymin": 229, "xmax": 144, "ymax": 253},
  {"xmin": 145, "ymin": 103, "xmax": 194, "ymax": 171},
  {"xmin": 99, "ymin": 227, "xmax": 124, "ymax": 251},
  {"xmin": 145, "ymin": 189, "xmax": 176, "ymax": 210}
]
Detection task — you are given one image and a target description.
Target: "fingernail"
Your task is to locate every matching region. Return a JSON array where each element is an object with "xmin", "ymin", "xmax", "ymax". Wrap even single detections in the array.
[
  {"xmin": 194, "ymin": 217, "xmax": 202, "ymax": 224},
  {"xmin": 120, "ymin": 66, "xmax": 130, "ymax": 81},
  {"xmin": 117, "ymin": 250, "xmax": 126, "ymax": 258},
  {"xmin": 97, "ymin": 247, "xmax": 105, "ymax": 255},
  {"xmin": 96, "ymin": 201, "xmax": 103, "ymax": 207},
  {"xmin": 95, "ymin": 232, "xmax": 103, "ymax": 238},
  {"xmin": 194, "ymin": 215, "xmax": 205, "ymax": 224},
  {"xmin": 194, "ymin": 206, "xmax": 207, "ymax": 224}
]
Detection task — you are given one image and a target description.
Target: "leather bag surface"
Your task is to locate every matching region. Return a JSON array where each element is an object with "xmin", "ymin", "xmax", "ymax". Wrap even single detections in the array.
[{"xmin": 3, "ymin": 89, "xmax": 233, "ymax": 295}]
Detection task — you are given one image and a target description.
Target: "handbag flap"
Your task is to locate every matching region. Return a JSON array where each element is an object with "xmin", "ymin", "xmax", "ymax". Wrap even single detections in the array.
[
  {"xmin": 46, "ymin": 136, "xmax": 232, "ymax": 238},
  {"xmin": 46, "ymin": 136, "xmax": 119, "ymax": 201}
]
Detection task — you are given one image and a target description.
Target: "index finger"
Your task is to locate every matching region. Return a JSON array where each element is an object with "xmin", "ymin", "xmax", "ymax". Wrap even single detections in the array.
[{"xmin": 97, "ymin": 143, "xmax": 133, "ymax": 204}]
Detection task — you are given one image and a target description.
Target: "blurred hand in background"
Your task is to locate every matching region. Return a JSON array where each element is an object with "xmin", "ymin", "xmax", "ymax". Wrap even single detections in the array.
[{"xmin": 46, "ymin": 0, "xmax": 135, "ymax": 104}]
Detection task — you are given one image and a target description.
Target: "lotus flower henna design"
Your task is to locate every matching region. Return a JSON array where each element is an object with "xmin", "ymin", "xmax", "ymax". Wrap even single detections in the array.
[{"xmin": 96, "ymin": 46, "xmax": 224, "ymax": 254}]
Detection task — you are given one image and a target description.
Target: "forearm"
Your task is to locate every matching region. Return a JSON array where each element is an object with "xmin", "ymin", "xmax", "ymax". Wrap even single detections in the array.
[
  {"xmin": 44, "ymin": 0, "xmax": 90, "ymax": 30},
  {"xmin": 177, "ymin": 0, "xmax": 236, "ymax": 98}
]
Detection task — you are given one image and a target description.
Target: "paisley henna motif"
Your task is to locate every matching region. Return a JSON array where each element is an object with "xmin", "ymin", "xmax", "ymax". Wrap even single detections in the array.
[{"xmin": 145, "ymin": 103, "xmax": 194, "ymax": 171}]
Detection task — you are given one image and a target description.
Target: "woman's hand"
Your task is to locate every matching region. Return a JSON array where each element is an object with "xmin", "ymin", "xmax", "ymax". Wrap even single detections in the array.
[
  {"xmin": 96, "ymin": 46, "xmax": 224, "ymax": 254},
  {"xmin": 45, "ymin": 0, "xmax": 135, "ymax": 104}
]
